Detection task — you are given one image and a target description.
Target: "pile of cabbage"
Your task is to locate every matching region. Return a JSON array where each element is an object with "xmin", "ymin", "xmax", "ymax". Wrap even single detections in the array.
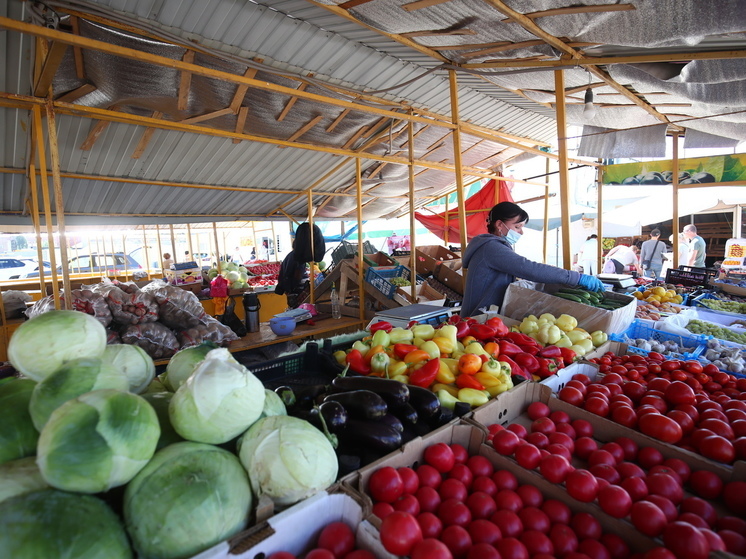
[
  {"xmin": 1, "ymin": 310, "xmax": 337, "ymax": 559},
  {"xmin": 207, "ymin": 261, "xmax": 250, "ymax": 290}
]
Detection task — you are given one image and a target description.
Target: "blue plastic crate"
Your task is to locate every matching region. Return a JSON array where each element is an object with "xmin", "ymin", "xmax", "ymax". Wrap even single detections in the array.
[
  {"xmin": 364, "ymin": 265, "xmax": 422, "ymax": 299},
  {"xmin": 609, "ymin": 319, "xmax": 707, "ymax": 360},
  {"xmin": 690, "ymin": 292, "xmax": 722, "ymax": 308}
]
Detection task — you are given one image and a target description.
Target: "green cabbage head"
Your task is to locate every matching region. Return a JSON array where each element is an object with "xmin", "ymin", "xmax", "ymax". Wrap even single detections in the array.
[
  {"xmin": 37, "ymin": 389, "xmax": 160, "ymax": 493},
  {"xmin": 0, "ymin": 488, "xmax": 131, "ymax": 559},
  {"xmin": 163, "ymin": 341, "xmax": 217, "ymax": 391},
  {"xmin": 29, "ymin": 357, "xmax": 129, "ymax": 431},
  {"xmin": 102, "ymin": 344, "xmax": 156, "ymax": 394},
  {"xmin": 0, "ymin": 457, "xmax": 48, "ymax": 505},
  {"xmin": 124, "ymin": 441, "xmax": 251, "ymax": 559},
  {"xmin": 169, "ymin": 348, "xmax": 265, "ymax": 444},
  {"xmin": 8, "ymin": 310, "xmax": 107, "ymax": 381},
  {"xmin": 237, "ymin": 415, "xmax": 338, "ymax": 508},
  {"xmin": 0, "ymin": 379, "xmax": 39, "ymax": 465}
]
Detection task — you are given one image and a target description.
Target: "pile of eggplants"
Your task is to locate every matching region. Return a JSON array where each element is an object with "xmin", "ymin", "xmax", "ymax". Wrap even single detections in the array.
[{"xmin": 274, "ymin": 375, "xmax": 469, "ymax": 476}]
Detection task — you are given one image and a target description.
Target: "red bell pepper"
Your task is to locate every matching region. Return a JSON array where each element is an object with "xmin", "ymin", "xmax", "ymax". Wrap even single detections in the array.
[
  {"xmin": 500, "ymin": 355, "xmax": 530, "ymax": 380},
  {"xmin": 409, "ymin": 358, "xmax": 440, "ymax": 388},
  {"xmin": 559, "ymin": 347, "xmax": 577, "ymax": 366},
  {"xmin": 393, "ymin": 343, "xmax": 419, "ymax": 360},
  {"xmin": 465, "ymin": 317, "xmax": 478, "ymax": 325},
  {"xmin": 538, "ymin": 345, "xmax": 562, "ymax": 359},
  {"xmin": 456, "ymin": 373, "xmax": 485, "ymax": 390},
  {"xmin": 505, "ymin": 331, "xmax": 541, "ymax": 354},
  {"xmin": 486, "ymin": 317, "xmax": 510, "ymax": 337},
  {"xmin": 407, "ymin": 320, "xmax": 420, "ymax": 328},
  {"xmin": 498, "ymin": 339, "xmax": 523, "ymax": 357},
  {"xmin": 469, "ymin": 323, "xmax": 496, "ymax": 341},
  {"xmin": 536, "ymin": 357, "xmax": 559, "ymax": 379},
  {"xmin": 448, "ymin": 314, "xmax": 463, "ymax": 325},
  {"xmin": 369, "ymin": 321, "xmax": 393, "ymax": 333},
  {"xmin": 455, "ymin": 321, "xmax": 471, "ymax": 339},
  {"xmin": 513, "ymin": 353, "xmax": 540, "ymax": 375},
  {"xmin": 345, "ymin": 349, "xmax": 371, "ymax": 375}
]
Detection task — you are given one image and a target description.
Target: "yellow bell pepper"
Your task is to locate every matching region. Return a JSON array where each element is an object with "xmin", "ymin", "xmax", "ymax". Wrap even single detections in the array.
[
  {"xmin": 420, "ymin": 340, "xmax": 441, "ymax": 359},
  {"xmin": 566, "ymin": 329, "xmax": 591, "ymax": 344},
  {"xmin": 437, "ymin": 389, "xmax": 461, "ymax": 411},
  {"xmin": 365, "ymin": 344, "xmax": 385, "ymax": 360},
  {"xmin": 370, "ymin": 352, "xmax": 390, "ymax": 375},
  {"xmin": 411, "ymin": 324, "xmax": 436, "ymax": 341},
  {"xmin": 480, "ymin": 358, "xmax": 503, "ymax": 375},
  {"xmin": 474, "ymin": 371, "xmax": 504, "ymax": 388},
  {"xmin": 555, "ymin": 333, "xmax": 573, "ymax": 348},
  {"xmin": 555, "ymin": 314, "xmax": 578, "ymax": 332},
  {"xmin": 388, "ymin": 360, "xmax": 407, "ymax": 378},
  {"xmin": 432, "ymin": 336, "xmax": 455, "ymax": 355},
  {"xmin": 460, "ymin": 335, "xmax": 477, "ymax": 346},
  {"xmin": 591, "ymin": 330, "xmax": 608, "ymax": 347},
  {"xmin": 352, "ymin": 340, "xmax": 370, "ymax": 354},
  {"xmin": 392, "ymin": 374, "xmax": 409, "ymax": 384},
  {"xmin": 333, "ymin": 350, "xmax": 347, "ymax": 365},
  {"xmin": 412, "ymin": 337, "xmax": 425, "ymax": 348},
  {"xmin": 519, "ymin": 317, "xmax": 539, "ymax": 334},
  {"xmin": 440, "ymin": 358, "xmax": 459, "ymax": 373},
  {"xmin": 389, "ymin": 327, "xmax": 414, "ymax": 344},
  {"xmin": 577, "ymin": 338, "xmax": 595, "ymax": 354},
  {"xmin": 570, "ymin": 344, "xmax": 588, "ymax": 357},
  {"xmin": 370, "ymin": 329, "xmax": 391, "ymax": 348},
  {"xmin": 434, "ymin": 324, "xmax": 458, "ymax": 349},
  {"xmin": 536, "ymin": 324, "xmax": 562, "ymax": 345},
  {"xmin": 434, "ymin": 383, "xmax": 459, "ymax": 397},
  {"xmin": 464, "ymin": 341, "xmax": 489, "ymax": 356},
  {"xmin": 539, "ymin": 313, "xmax": 557, "ymax": 324},
  {"xmin": 436, "ymin": 359, "xmax": 456, "ymax": 384},
  {"xmin": 458, "ymin": 388, "xmax": 489, "ymax": 407}
]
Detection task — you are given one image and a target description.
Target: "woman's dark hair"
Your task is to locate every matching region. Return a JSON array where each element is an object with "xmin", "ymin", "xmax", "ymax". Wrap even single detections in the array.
[{"xmin": 486, "ymin": 202, "xmax": 529, "ymax": 235}]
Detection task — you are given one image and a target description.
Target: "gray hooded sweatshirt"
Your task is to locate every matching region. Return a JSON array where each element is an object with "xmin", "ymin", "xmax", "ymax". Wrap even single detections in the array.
[{"xmin": 460, "ymin": 233, "xmax": 582, "ymax": 316}]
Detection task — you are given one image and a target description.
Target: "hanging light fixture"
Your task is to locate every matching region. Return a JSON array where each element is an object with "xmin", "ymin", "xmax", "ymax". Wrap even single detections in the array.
[{"xmin": 583, "ymin": 72, "xmax": 597, "ymax": 119}]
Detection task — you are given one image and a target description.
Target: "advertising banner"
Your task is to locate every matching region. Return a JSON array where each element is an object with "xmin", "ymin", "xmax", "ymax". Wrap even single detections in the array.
[{"xmin": 602, "ymin": 153, "xmax": 746, "ymax": 185}]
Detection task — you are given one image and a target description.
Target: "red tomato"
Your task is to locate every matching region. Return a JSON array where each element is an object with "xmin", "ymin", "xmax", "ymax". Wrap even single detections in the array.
[
  {"xmin": 546, "ymin": 443, "xmax": 572, "ymax": 461},
  {"xmin": 305, "ymin": 550, "xmax": 334, "ymax": 559},
  {"xmin": 598, "ymin": 485, "xmax": 633, "ymax": 518},
  {"xmin": 437, "ymin": 498, "xmax": 472, "ymax": 527},
  {"xmin": 579, "ymin": 538, "xmax": 613, "ymax": 559},
  {"xmin": 397, "ymin": 467, "xmax": 419, "ymax": 495},
  {"xmin": 380, "ymin": 511, "xmax": 423, "ymax": 556},
  {"xmin": 662, "ymin": 458, "xmax": 690, "ymax": 483},
  {"xmin": 520, "ymin": 530, "xmax": 553, "ymax": 556},
  {"xmin": 680, "ymin": 496, "xmax": 717, "ymax": 527},
  {"xmin": 539, "ymin": 453, "xmax": 571, "ymax": 484},
  {"xmin": 590, "ymin": 464, "xmax": 621, "ymax": 484},
  {"xmin": 415, "ymin": 486, "xmax": 441, "ymax": 513},
  {"xmin": 492, "ymin": 429, "xmax": 521, "ymax": 456},
  {"xmin": 687, "ymin": 469, "xmax": 723, "ymax": 500},
  {"xmin": 415, "ymin": 512, "xmax": 442, "ymax": 539},
  {"xmin": 449, "ymin": 443, "xmax": 468, "ymax": 465},
  {"xmin": 518, "ymin": 506, "xmax": 551, "ymax": 533},
  {"xmin": 531, "ymin": 417, "xmax": 557, "ymax": 436},
  {"xmin": 638, "ymin": 413, "xmax": 683, "ymax": 444},
  {"xmin": 516, "ymin": 484, "xmax": 544, "ymax": 508},
  {"xmin": 439, "ymin": 525, "xmax": 472, "ymax": 559},
  {"xmin": 393, "ymin": 494, "xmax": 421, "ymax": 516},
  {"xmin": 541, "ymin": 498, "xmax": 572, "ymax": 525},
  {"xmin": 723, "ymin": 481, "xmax": 746, "ymax": 515},
  {"xmin": 648, "ymin": 464, "xmax": 682, "ymax": 485},
  {"xmin": 410, "ymin": 538, "xmax": 451, "ymax": 559},
  {"xmin": 646, "ymin": 473, "xmax": 684, "ymax": 504},
  {"xmin": 466, "ymin": 542, "xmax": 501, "ymax": 559},
  {"xmin": 548, "ymin": 432, "xmax": 575, "ymax": 454},
  {"xmin": 372, "ymin": 502, "xmax": 394, "ymax": 519},
  {"xmin": 599, "ymin": 533, "xmax": 630, "ymax": 559},
  {"xmin": 368, "ymin": 467, "xmax": 404, "ymax": 503},
  {"xmin": 465, "ymin": 491, "xmax": 497, "ymax": 520},
  {"xmin": 490, "ymin": 509, "xmax": 523, "ymax": 538},
  {"xmin": 718, "ymin": 516, "xmax": 746, "ymax": 534},
  {"xmin": 640, "ymin": 394, "xmax": 668, "ymax": 413},
  {"xmin": 559, "ymin": 386, "xmax": 585, "ymax": 406},
  {"xmin": 565, "ymin": 469, "xmax": 599, "ymax": 502},
  {"xmin": 574, "ymin": 436, "xmax": 599, "ymax": 460},
  {"xmin": 718, "ymin": 530, "xmax": 746, "ymax": 556},
  {"xmin": 571, "ymin": 419, "xmax": 594, "ymax": 438},
  {"xmin": 698, "ymin": 435, "xmax": 735, "ymax": 463},
  {"xmin": 636, "ymin": 446, "xmax": 664, "ymax": 469},
  {"xmin": 515, "ymin": 443, "xmax": 541, "ymax": 470},
  {"xmin": 555, "ymin": 422, "xmax": 577, "ymax": 439},
  {"xmin": 438, "ymin": 478, "xmax": 468, "ymax": 502},
  {"xmin": 614, "ymin": 436, "xmax": 638, "ymax": 461},
  {"xmin": 690, "ymin": 428, "xmax": 716, "ymax": 450},
  {"xmin": 550, "ymin": 523, "xmax": 579, "ymax": 556},
  {"xmin": 616, "ymin": 461, "xmax": 645, "ymax": 480},
  {"xmin": 630, "ymin": 500, "xmax": 668, "ymax": 537},
  {"xmin": 527, "ymin": 401, "xmax": 551, "ymax": 420},
  {"xmin": 621, "ymin": 475, "xmax": 648, "ymax": 501},
  {"xmin": 584, "ymin": 396, "xmax": 610, "ymax": 417},
  {"xmin": 525, "ymin": 431, "xmax": 549, "ymax": 449},
  {"xmin": 495, "ymin": 537, "xmax": 529, "ymax": 559},
  {"xmin": 566, "ymin": 379, "xmax": 588, "ymax": 394},
  {"xmin": 699, "ymin": 418, "xmax": 735, "ymax": 440},
  {"xmin": 495, "ymin": 489, "xmax": 523, "ymax": 512},
  {"xmin": 447, "ymin": 464, "xmax": 473, "ymax": 490},
  {"xmin": 492, "ymin": 470, "xmax": 518, "ymax": 491},
  {"xmin": 643, "ymin": 547, "xmax": 677, "ymax": 559},
  {"xmin": 644, "ymin": 495, "xmax": 678, "ymax": 523},
  {"xmin": 507, "ymin": 423, "xmax": 528, "ymax": 439},
  {"xmin": 663, "ymin": 381, "xmax": 696, "ymax": 406},
  {"xmin": 700, "ymin": 529, "xmax": 726, "ymax": 552},
  {"xmin": 317, "ymin": 522, "xmax": 355, "ymax": 558},
  {"xmin": 666, "ymin": 409, "xmax": 695, "ymax": 435},
  {"xmin": 416, "ymin": 464, "xmax": 442, "ymax": 489},
  {"xmin": 424, "ymin": 443, "xmax": 455, "ymax": 474},
  {"xmin": 550, "ymin": 410, "xmax": 571, "ymax": 424},
  {"xmin": 589, "ymin": 449, "xmax": 617, "ymax": 467},
  {"xmin": 465, "ymin": 455, "xmax": 493, "ymax": 478},
  {"xmin": 467, "ymin": 518, "xmax": 501, "ymax": 545},
  {"xmin": 662, "ymin": 521, "xmax": 710, "ymax": 559}
]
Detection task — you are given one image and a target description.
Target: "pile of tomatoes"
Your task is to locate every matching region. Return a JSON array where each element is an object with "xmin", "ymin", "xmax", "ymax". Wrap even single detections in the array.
[
  {"xmin": 365, "ymin": 441, "xmax": 642, "ymax": 559},
  {"xmin": 560, "ymin": 353, "xmax": 746, "ymax": 464},
  {"xmin": 488, "ymin": 400, "xmax": 746, "ymax": 559},
  {"xmin": 267, "ymin": 521, "xmax": 374, "ymax": 559}
]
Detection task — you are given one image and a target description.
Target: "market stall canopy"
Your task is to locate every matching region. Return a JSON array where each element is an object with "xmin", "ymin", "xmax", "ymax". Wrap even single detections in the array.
[{"xmin": 0, "ymin": 0, "xmax": 745, "ymax": 226}]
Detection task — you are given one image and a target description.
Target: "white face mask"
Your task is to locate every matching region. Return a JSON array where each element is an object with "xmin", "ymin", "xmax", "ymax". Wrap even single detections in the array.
[{"xmin": 505, "ymin": 229, "xmax": 522, "ymax": 245}]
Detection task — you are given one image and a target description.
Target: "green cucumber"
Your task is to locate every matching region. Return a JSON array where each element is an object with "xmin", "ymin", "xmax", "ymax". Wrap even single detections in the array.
[{"xmin": 553, "ymin": 293, "xmax": 585, "ymax": 303}]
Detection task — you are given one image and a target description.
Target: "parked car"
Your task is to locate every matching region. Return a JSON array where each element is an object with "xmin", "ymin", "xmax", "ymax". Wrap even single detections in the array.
[
  {"xmin": 25, "ymin": 253, "xmax": 142, "ymax": 277},
  {"xmin": 0, "ymin": 258, "xmax": 51, "ymax": 281}
]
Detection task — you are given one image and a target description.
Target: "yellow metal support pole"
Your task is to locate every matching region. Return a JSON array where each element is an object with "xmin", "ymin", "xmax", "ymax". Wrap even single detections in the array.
[
  {"xmin": 407, "ymin": 119, "xmax": 417, "ymax": 303},
  {"xmin": 169, "ymin": 224, "xmax": 177, "ymax": 264},
  {"xmin": 448, "ymin": 70, "xmax": 468, "ymax": 253},
  {"xmin": 142, "ymin": 227, "xmax": 151, "ymax": 279},
  {"xmin": 212, "ymin": 223, "xmax": 222, "ymax": 274},
  {"xmin": 356, "ymin": 158, "xmax": 365, "ymax": 321},
  {"xmin": 32, "ymin": 105, "xmax": 61, "ymax": 309},
  {"xmin": 596, "ymin": 160, "xmax": 603, "ymax": 274},
  {"xmin": 155, "ymin": 224, "xmax": 163, "ymax": 274},
  {"xmin": 122, "ymin": 234, "xmax": 129, "ymax": 279},
  {"xmin": 28, "ymin": 163, "xmax": 48, "ymax": 294},
  {"xmin": 187, "ymin": 223, "xmax": 194, "ymax": 261},
  {"xmin": 554, "ymin": 70, "xmax": 572, "ymax": 269},
  {"xmin": 672, "ymin": 132, "xmax": 680, "ymax": 268},
  {"xmin": 544, "ymin": 158, "xmax": 551, "ymax": 264}
]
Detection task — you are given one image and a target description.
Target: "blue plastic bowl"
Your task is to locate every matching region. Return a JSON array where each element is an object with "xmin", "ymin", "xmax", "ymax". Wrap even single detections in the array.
[{"xmin": 269, "ymin": 316, "xmax": 296, "ymax": 336}]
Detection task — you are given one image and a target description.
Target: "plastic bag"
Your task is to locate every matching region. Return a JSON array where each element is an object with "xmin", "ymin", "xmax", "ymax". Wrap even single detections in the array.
[
  {"xmin": 3, "ymin": 290, "xmax": 32, "ymax": 319},
  {"xmin": 217, "ymin": 297, "xmax": 246, "ymax": 337},
  {"xmin": 106, "ymin": 329, "xmax": 122, "ymax": 345},
  {"xmin": 92, "ymin": 281, "xmax": 158, "ymax": 325},
  {"xmin": 176, "ymin": 317, "xmax": 239, "ymax": 348},
  {"xmin": 120, "ymin": 322, "xmax": 180, "ymax": 359},
  {"xmin": 26, "ymin": 289, "xmax": 113, "ymax": 327},
  {"xmin": 141, "ymin": 280, "xmax": 209, "ymax": 329}
]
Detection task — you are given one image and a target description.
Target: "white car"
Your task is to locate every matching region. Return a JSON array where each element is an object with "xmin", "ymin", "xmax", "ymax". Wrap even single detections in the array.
[{"xmin": 0, "ymin": 258, "xmax": 51, "ymax": 281}]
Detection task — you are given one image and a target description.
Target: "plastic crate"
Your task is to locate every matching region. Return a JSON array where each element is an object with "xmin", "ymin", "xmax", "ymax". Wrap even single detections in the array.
[
  {"xmin": 690, "ymin": 292, "xmax": 722, "ymax": 308},
  {"xmin": 239, "ymin": 342, "xmax": 341, "ymax": 387},
  {"xmin": 665, "ymin": 267, "xmax": 716, "ymax": 287},
  {"xmin": 364, "ymin": 265, "xmax": 425, "ymax": 299},
  {"xmin": 609, "ymin": 319, "xmax": 707, "ymax": 359},
  {"xmin": 331, "ymin": 241, "xmax": 376, "ymax": 266}
]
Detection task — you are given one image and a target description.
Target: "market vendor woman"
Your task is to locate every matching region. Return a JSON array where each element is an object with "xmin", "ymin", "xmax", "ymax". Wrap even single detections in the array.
[{"xmin": 461, "ymin": 201, "xmax": 605, "ymax": 316}]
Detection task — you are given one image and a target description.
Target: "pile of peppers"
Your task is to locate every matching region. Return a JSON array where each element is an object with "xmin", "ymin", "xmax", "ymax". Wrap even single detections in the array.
[{"xmin": 333, "ymin": 313, "xmax": 594, "ymax": 412}]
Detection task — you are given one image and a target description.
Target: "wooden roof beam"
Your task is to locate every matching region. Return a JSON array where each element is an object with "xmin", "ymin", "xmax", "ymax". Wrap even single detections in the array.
[
  {"xmin": 286, "ymin": 115, "xmax": 324, "ymax": 143},
  {"xmin": 33, "ymin": 41, "xmax": 68, "ymax": 96},
  {"xmin": 57, "ymin": 83, "xmax": 96, "ymax": 103},
  {"xmin": 229, "ymin": 65, "xmax": 260, "ymax": 113},
  {"xmin": 278, "ymin": 81, "xmax": 310, "ymax": 122},
  {"xmin": 131, "ymin": 111, "xmax": 163, "ymax": 159},
  {"xmin": 70, "ymin": 17, "xmax": 86, "ymax": 80},
  {"xmin": 177, "ymin": 50, "xmax": 194, "ymax": 111},
  {"xmin": 180, "ymin": 107, "xmax": 233, "ymax": 125},
  {"xmin": 233, "ymin": 106, "xmax": 249, "ymax": 144}
]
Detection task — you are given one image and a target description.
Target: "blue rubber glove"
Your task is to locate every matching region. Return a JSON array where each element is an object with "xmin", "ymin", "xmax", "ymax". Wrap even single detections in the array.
[{"xmin": 577, "ymin": 274, "xmax": 605, "ymax": 292}]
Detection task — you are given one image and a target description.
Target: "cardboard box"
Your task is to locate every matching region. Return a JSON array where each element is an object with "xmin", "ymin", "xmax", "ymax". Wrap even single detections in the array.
[
  {"xmin": 414, "ymin": 245, "xmax": 461, "ymax": 274},
  {"xmin": 393, "ymin": 282, "xmax": 447, "ymax": 306},
  {"xmin": 539, "ymin": 361, "xmax": 600, "ymax": 393},
  {"xmin": 501, "ymin": 283, "xmax": 636, "ymax": 335},
  {"xmin": 434, "ymin": 262, "xmax": 464, "ymax": 295},
  {"xmin": 193, "ymin": 489, "xmax": 393, "ymax": 559},
  {"xmin": 710, "ymin": 278, "xmax": 746, "ymax": 297},
  {"xmin": 581, "ymin": 339, "xmax": 629, "ymax": 361},
  {"xmin": 163, "ymin": 267, "xmax": 202, "ymax": 284}
]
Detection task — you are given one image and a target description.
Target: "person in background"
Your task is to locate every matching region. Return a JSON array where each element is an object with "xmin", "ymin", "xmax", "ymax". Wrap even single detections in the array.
[
  {"xmin": 578, "ymin": 234, "xmax": 599, "ymax": 275},
  {"xmin": 603, "ymin": 244, "xmax": 642, "ymax": 276},
  {"xmin": 460, "ymin": 201, "xmax": 604, "ymax": 316},
  {"xmin": 683, "ymin": 224, "xmax": 706, "ymax": 268},
  {"xmin": 161, "ymin": 253, "xmax": 174, "ymax": 270},
  {"xmin": 231, "ymin": 246, "xmax": 244, "ymax": 264},
  {"xmin": 183, "ymin": 250, "xmax": 191, "ymax": 262},
  {"xmin": 249, "ymin": 247, "xmax": 257, "ymax": 261},
  {"xmin": 639, "ymin": 229, "xmax": 667, "ymax": 280},
  {"xmin": 258, "ymin": 240, "xmax": 269, "ymax": 261}
]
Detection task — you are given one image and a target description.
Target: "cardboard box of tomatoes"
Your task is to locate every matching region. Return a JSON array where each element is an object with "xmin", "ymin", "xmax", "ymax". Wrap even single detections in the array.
[
  {"xmin": 192, "ymin": 488, "xmax": 393, "ymax": 559},
  {"xmin": 501, "ymin": 283, "xmax": 636, "ymax": 335}
]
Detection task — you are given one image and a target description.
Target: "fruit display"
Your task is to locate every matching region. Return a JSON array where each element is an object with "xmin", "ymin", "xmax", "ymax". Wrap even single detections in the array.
[
  {"xmin": 635, "ymin": 302, "xmax": 682, "ymax": 321},
  {"xmin": 633, "ymin": 285, "xmax": 685, "ymax": 306},
  {"xmin": 699, "ymin": 299, "xmax": 746, "ymax": 315},
  {"xmin": 552, "ymin": 287, "xmax": 628, "ymax": 309},
  {"xmin": 686, "ymin": 319, "xmax": 746, "ymax": 345}
]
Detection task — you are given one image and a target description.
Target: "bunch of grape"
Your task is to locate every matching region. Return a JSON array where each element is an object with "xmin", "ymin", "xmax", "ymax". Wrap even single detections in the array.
[
  {"xmin": 686, "ymin": 319, "xmax": 746, "ymax": 345},
  {"xmin": 389, "ymin": 277, "xmax": 411, "ymax": 287},
  {"xmin": 701, "ymin": 299, "xmax": 746, "ymax": 314}
]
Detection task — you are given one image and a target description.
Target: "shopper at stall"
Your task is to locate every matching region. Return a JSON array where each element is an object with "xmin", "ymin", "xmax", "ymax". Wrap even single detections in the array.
[
  {"xmin": 460, "ymin": 202, "xmax": 604, "ymax": 316},
  {"xmin": 640, "ymin": 229, "xmax": 667, "ymax": 279},
  {"xmin": 683, "ymin": 224, "xmax": 707, "ymax": 268},
  {"xmin": 578, "ymin": 234, "xmax": 599, "ymax": 275},
  {"xmin": 161, "ymin": 252, "xmax": 174, "ymax": 270},
  {"xmin": 603, "ymin": 244, "xmax": 642, "ymax": 275}
]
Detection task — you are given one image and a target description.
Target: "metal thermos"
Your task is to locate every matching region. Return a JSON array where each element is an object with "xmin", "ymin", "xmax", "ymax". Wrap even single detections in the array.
[{"xmin": 243, "ymin": 292, "xmax": 261, "ymax": 333}]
